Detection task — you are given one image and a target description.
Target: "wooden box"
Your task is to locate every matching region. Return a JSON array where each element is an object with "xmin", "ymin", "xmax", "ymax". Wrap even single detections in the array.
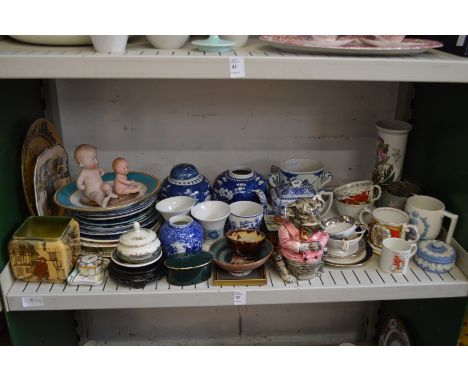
[{"xmin": 8, "ymin": 216, "xmax": 80, "ymax": 282}]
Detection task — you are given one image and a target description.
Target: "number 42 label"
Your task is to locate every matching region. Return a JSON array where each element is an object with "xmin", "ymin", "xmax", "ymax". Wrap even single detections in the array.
[{"xmin": 229, "ymin": 57, "xmax": 245, "ymax": 78}]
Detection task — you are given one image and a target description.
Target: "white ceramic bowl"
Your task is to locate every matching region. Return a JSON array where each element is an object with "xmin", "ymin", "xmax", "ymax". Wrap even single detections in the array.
[
  {"xmin": 328, "ymin": 231, "xmax": 365, "ymax": 254},
  {"xmin": 156, "ymin": 196, "xmax": 197, "ymax": 221},
  {"xmin": 90, "ymin": 35, "xmax": 128, "ymax": 53},
  {"xmin": 146, "ymin": 35, "xmax": 189, "ymax": 49}
]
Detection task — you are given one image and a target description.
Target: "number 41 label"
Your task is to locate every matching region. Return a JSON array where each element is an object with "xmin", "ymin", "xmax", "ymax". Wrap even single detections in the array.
[{"xmin": 229, "ymin": 57, "xmax": 245, "ymax": 78}]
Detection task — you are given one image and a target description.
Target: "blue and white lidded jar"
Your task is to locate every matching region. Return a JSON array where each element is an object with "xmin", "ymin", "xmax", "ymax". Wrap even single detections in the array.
[
  {"xmin": 212, "ymin": 166, "xmax": 267, "ymax": 204},
  {"xmin": 414, "ymin": 240, "xmax": 456, "ymax": 274},
  {"xmin": 160, "ymin": 163, "xmax": 211, "ymax": 203},
  {"xmin": 159, "ymin": 215, "xmax": 203, "ymax": 257}
]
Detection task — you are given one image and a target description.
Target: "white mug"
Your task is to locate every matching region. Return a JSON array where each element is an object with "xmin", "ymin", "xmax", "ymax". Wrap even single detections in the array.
[
  {"xmin": 380, "ymin": 238, "xmax": 417, "ymax": 274},
  {"xmin": 405, "ymin": 195, "xmax": 458, "ymax": 245}
]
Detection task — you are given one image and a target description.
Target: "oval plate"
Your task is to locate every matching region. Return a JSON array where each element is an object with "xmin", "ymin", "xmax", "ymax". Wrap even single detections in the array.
[{"xmin": 54, "ymin": 172, "xmax": 161, "ymax": 212}]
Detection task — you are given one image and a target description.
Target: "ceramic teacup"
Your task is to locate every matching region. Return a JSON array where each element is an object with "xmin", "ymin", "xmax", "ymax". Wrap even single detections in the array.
[
  {"xmin": 335, "ymin": 199, "xmax": 372, "ymax": 220},
  {"xmin": 334, "ymin": 180, "xmax": 382, "ymax": 205},
  {"xmin": 359, "ymin": 207, "xmax": 420, "ymax": 253},
  {"xmin": 191, "ymin": 201, "xmax": 231, "ymax": 248},
  {"xmin": 228, "ymin": 201, "xmax": 263, "ymax": 231},
  {"xmin": 156, "ymin": 196, "xmax": 197, "ymax": 221},
  {"xmin": 322, "ymin": 215, "xmax": 364, "ymax": 239},
  {"xmin": 405, "ymin": 195, "xmax": 458, "ymax": 244},
  {"xmin": 328, "ymin": 230, "xmax": 366, "ymax": 254},
  {"xmin": 379, "ymin": 238, "xmax": 417, "ymax": 274},
  {"xmin": 269, "ymin": 158, "xmax": 333, "ymax": 192}
]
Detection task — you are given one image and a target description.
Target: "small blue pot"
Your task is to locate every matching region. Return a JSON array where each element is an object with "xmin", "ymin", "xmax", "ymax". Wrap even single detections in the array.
[
  {"xmin": 161, "ymin": 163, "xmax": 211, "ymax": 203},
  {"xmin": 159, "ymin": 215, "xmax": 203, "ymax": 257}
]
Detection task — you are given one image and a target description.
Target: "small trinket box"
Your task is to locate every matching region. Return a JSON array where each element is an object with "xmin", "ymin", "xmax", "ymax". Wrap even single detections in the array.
[
  {"xmin": 77, "ymin": 255, "xmax": 105, "ymax": 277},
  {"xmin": 8, "ymin": 216, "xmax": 80, "ymax": 282},
  {"xmin": 415, "ymin": 240, "xmax": 456, "ymax": 274}
]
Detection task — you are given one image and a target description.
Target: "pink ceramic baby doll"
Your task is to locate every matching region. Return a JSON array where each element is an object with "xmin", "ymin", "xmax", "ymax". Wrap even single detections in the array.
[
  {"xmin": 112, "ymin": 157, "xmax": 141, "ymax": 196},
  {"xmin": 74, "ymin": 144, "xmax": 118, "ymax": 207}
]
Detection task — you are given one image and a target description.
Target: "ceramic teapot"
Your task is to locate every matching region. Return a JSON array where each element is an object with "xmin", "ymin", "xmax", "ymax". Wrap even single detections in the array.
[
  {"xmin": 117, "ymin": 222, "xmax": 161, "ymax": 262},
  {"xmin": 255, "ymin": 179, "xmax": 333, "ymax": 217}
]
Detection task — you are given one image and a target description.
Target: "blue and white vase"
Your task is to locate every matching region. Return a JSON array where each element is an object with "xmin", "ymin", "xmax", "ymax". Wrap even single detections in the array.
[
  {"xmin": 212, "ymin": 166, "xmax": 267, "ymax": 204},
  {"xmin": 159, "ymin": 215, "xmax": 203, "ymax": 257},
  {"xmin": 161, "ymin": 163, "xmax": 211, "ymax": 203}
]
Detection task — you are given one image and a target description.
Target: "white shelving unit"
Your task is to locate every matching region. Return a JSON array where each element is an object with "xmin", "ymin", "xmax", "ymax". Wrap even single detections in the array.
[
  {"xmin": 0, "ymin": 36, "xmax": 467, "ymax": 82},
  {"xmin": 1, "ymin": 253, "xmax": 468, "ymax": 312},
  {"xmin": 1, "ymin": 35, "xmax": 467, "ymax": 343}
]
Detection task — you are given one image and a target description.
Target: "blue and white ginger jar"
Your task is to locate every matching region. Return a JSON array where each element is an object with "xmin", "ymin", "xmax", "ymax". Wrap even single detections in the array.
[
  {"xmin": 159, "ymin": 215, "xmax": 203, "ymax": 257},
  {"xmin": 161, "ymin": 163, "xmax": 211, "ymax": 203},
  {"xmin": 212, "ymin": 166, "xmax": 267, "ymax": 204}
]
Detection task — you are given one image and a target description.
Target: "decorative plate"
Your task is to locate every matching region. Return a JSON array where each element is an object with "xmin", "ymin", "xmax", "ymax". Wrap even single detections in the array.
[
  {"xmin": 79, "ymin": 211, "xmax": 160, "ymax": 235},
  {"xmin": 75, "ymin": 208, "xmax": 157, "ymax": 229},
  {"xmin": 72, "ymin": 196, "xmax": 157, "ymax": 220},
  {"xmin": 22, "ymin": 118, "xmax": 63, "ymax": 215},
  {"xmin": 54, "ymin": 172, "xmax": 161, "ymax": 212},
  {"xmin": 33, "ymin": 145, "xmax": 71, "ymax": 216},
  {"xmin": 111, "ymin": 248, "xmax": 162, "ymax": 268},
  {"xmin": 80, "ymin": 221, "xmax": 160, "ymax": 241},
  {"xmin": 378, "ymin": 316, "xmax": 411, "ymax": 346},
  {"xmin": 210, "ymin": 237, "xmax": 273, "ymax": 276},
  {"xmin": 325, "ymin": 241, "xmax": 373, "ymax": 268},
  {"xmin": 260, "ymin": 36, "xmax": 443, "ymax": 56}
]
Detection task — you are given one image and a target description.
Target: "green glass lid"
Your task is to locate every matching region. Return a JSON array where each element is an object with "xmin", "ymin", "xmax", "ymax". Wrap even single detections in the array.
[{"xmin": 164, "ymin": 251, "xmax": 213, "ymax": 270}]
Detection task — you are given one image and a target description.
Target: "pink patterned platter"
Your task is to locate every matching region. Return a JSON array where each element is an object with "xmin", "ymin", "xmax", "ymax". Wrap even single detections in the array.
[{"xmin": 259, "ymin": 35, "xmax": 443, "ymax": 56}]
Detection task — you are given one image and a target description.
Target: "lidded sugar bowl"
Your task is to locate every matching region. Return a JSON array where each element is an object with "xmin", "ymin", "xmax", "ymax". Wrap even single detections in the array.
[
  {"xmin": 117, "ymin": 222, "xmax": 162, "ymax": 262},
  {"xmin": 161, "ymin": 163, "xmax": 211, "ymax": 203}
]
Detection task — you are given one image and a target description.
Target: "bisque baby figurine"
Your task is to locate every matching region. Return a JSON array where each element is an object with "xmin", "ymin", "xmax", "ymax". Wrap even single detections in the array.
[
  {"xmin": 74, "ymin": 144, "xmax": 118, "ymax": 207},
  {"xmin": 112, "ymin": 157, "xmax": 141, "ymax": 196}
]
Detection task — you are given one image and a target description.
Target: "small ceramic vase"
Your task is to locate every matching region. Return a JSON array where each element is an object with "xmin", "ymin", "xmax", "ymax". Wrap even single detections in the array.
[
  {"xmin": 228, "ymin": 201, "xmax": 264, "ymax": 231},
  {"xmin": 159, "ymin": 215, "xmax": 203, "ymax": 257},
  {"xmin": 372, "ymin": 120, "xmax": 413, "ymax": 187},
  {"xmin": 212, "ymin": 166, "xmax": 267, "ymax": 204},
  {"xmin": 161, "ymin": 163, "xmax": 211, "ymax": 203}
]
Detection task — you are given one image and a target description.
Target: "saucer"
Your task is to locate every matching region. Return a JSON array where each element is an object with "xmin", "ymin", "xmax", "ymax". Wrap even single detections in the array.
[
  {"xmin": 210, "ymin": 237, "xmax": 273, "ymax": 276},
  {"xmin": 111, "ymin": 248, "xmax": 162, "ymax": 268},
  {"xmin": 325, "ymin": 241, "xmax": 372, "ymax": 268}
]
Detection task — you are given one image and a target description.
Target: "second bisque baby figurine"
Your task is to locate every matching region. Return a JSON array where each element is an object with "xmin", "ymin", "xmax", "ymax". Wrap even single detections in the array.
[
  {"xmin": 74, "ymin": 144, "xmax": 118, "ymax": 208},
  {"xmin": 112, "ymin": 157, "xmax": 141, "ymax": 196}
]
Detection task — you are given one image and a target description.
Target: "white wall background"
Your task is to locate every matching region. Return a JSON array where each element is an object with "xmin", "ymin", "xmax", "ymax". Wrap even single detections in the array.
[
  {"xmin": 51, "ymin": 79, "xmax": 397, "ymax": 344},
  {"xmin": 55, "ymin": 79, "xmax": 398, "ymax": 186}
]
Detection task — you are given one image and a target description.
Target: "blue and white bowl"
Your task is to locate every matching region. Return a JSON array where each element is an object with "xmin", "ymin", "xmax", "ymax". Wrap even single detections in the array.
[
  {"xmin": 159, "ymin": 215, "xmax": 203, "ymax": 257},
  {"xmin": 212, "ymin": 166, "xmax": 267, "ymax": 204},
  {"xmin": 160, "ymin": 163, "xmax": 211, "ymax": 203},
  {"xmin": 228, "ymin": 201, "xmax": 263, "ymax": 231}
]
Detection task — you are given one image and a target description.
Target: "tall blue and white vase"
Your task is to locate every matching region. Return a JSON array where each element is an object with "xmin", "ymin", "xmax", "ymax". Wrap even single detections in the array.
[
  {"xmin": 161, "ymin": 163, "xmax": 211, "ymax": 203},
  {"xmin": 212, "ymin": 166, "xmax": 267, "ymax": 204},
  {"xmin": 159, "ymin": 215, "xmax": 203, "ymax": 257}
]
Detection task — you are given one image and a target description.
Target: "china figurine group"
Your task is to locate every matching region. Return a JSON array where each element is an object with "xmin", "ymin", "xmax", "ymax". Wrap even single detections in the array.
[{"xmin": 74, "ymin": 144, "xmax": 140, "ymax": 207}]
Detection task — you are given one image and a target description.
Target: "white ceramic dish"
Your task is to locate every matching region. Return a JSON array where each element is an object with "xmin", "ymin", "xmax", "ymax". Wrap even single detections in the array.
[
  {"xmin": 156, "ymin": 196, "xmax": 196, "ymax": 221},
  {"xmin": 10, "ymin": 35, "xmax": 92, "ymax": 46},
  {"xmin": 111, "ymin": 249, "xmax": 162, "ymax": 268},
  {"xmin": 146, "ymin": 35, "xmax": 189, "ymax": 49},
  {"xmin": 91, "ymin": 35, "xmax": 129, "ymax": 53}
]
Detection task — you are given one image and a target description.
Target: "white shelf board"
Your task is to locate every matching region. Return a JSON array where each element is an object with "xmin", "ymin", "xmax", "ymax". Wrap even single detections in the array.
[
  {"xmin": 1, "ymin": 255, "xmax": 467, "ymax": 312},
  {"xmin": 0, "ymin": 37, "xmax": 467, "ymax": 82}
]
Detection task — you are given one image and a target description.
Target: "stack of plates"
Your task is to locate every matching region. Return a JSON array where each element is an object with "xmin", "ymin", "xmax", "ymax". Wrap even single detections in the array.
[
  {"xmin": 325, "ymin": 238, "xmax": 373, "ymax": 268},
  {"xmin": 54, "ymin": 172, "xmax": 162, "ymax": 256},
  {"xmin": 109, "ymin": 249, "xmax": 164, "ymax": 288}
]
